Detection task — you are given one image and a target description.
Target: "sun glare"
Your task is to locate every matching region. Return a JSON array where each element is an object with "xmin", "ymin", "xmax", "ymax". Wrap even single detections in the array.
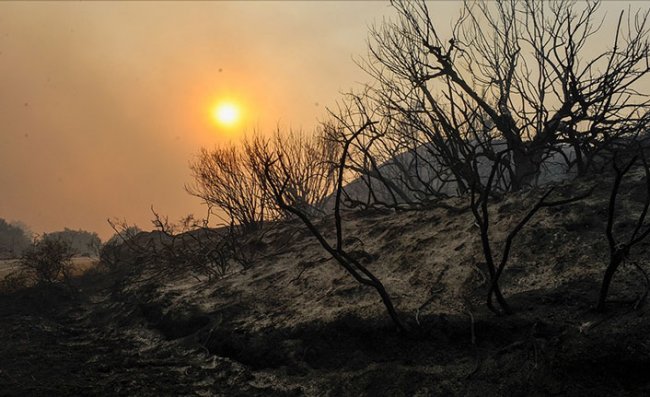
[{"xmin": 213, "ymin": 102, "xmax": 240, "ymax": 127}]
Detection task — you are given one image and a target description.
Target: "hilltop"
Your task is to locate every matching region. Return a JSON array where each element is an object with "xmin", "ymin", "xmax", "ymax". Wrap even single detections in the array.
[{"xmin": 1, "ymin": 170, "xmax": 650, "ymax": 396}]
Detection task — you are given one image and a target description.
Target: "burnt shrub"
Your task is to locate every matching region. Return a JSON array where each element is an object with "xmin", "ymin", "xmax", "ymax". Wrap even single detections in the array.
[{"xmin": 20, "ymin": 238, "xmax": 75, "ymax": 285}]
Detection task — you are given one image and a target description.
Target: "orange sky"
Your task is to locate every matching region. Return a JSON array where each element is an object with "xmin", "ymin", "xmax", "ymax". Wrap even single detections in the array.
[
  {"xmin": 0, "ymin": 1, "xmax": 399, "ymax": 239},
  {"xmin": 0, "ymin": 1, "xmax": 646, "ymax": 240}
]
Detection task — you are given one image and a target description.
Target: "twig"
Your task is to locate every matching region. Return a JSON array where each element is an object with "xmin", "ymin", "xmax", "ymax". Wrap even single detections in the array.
[
  {"xmin": 289, "ymin": 265, "xmax": 309, "ymax": 285},
  {"xmin": 414, "ymin": 287, "xmax": 445, "ymax": 326}
]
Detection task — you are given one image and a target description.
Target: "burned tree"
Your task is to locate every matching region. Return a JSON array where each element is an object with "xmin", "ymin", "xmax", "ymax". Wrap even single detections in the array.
[
  {"xmin": 345, "ymin": 0, "xmax": 650, "ymax": 195},
  {"xmin": 187, "ymin": 145, "xmax": 272, "ymax": 232},
  {"xmin": 252, "ymin": 120, "xmax": 410, "ymax": 333},
  {"xmin": 317, "ymin": 0, "xmax": 648, "ymax": 316},
  {"xmin": 103, "ymin": 212, "xmax": 247, "ymax": 285},
  {"xmin": 20, "ymin": 237, "xmax": 75, "ymax": 286},
  {"xmin": 189, "ymin": 126, "xmax": 341, "ymax": 232},
  {"xmin": 596, "ymin": 148, "xmax": 650, "ymax": 312},
  {"xmin": 325, "ymin": 92, "xmax": 467, "ymax": 210},
  {"xmin": 0, "ymin": 219, "xmax": 31, "ymax": 259},
  {"xmin": 468, "ymin": 149, "xmax": 593, "ymax": 315},
  {"xmin": 244, "ymin": 128, "xmax": 341, "ymax": 217}
]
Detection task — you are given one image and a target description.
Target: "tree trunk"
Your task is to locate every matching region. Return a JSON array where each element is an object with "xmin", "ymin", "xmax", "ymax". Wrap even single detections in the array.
[
  {"xmin": 372, "ymin": 280, "xmax": 410, "ymax": 333},
  {"xmin": 596, "ymin": 251, "xmax": 625, "ymax": 312},
  {"xmin": 511, "ymin": 145, "xmax": 541, "ymax": 190},
  {"xmin": 488, "ymin": 281, "xmax": 513, "ymax": 315}
]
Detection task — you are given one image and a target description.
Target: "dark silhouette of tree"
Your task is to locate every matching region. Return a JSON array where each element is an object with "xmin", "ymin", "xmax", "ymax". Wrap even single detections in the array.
[
  {"xmin": 469, "ymin": 150, "xmax": 594, "ymax": 315},
  {"xmin": 20, "ymin": 238, "xmax": 75, "ymax": 285},
  {"xmin": 338, "ymin": 0, "xmax": 650, "ymax": 196},
  {"xmin": 243, "ymin": 128, "xmax": 341, "ymax": 218},
  {"xmin": 252, "ymin": 120, "xmax": 410, "ymax": 333},
  {"xmin": 597, "ymin": 148, "xmax": 650, "ymax": 312},
  {"xmin": 188, "ymin": 127, "xmax": 341, "ymax": 231},
  {"xmin": 0, "ymin": 218, "xmax": 31, "ymax": 259},
  {"xmin": 45, "ymin": 228, "xmax": 101, "ymax": 257},
  {"xmin": 187, "ymin": 145, "xmax": 270, "ymax": 232}
]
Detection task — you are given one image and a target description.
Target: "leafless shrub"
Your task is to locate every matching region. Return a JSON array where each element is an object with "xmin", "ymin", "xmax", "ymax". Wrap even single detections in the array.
[
  {"xmin": 470, "ymin": 150, "xmax": 593, "ymax": 315},
  {"xmin": 20, "ymin": 237, "xmax": 76, "ymax": 286},
  {"xmin": 335, "ymin": 0, "xmax": 650, "ymax": 203},
  {"xmin": 325, "ymin": 93, "xmax": 445, "ymax": 209},
  {"xmin": 187, "ymin": 145, "xmax": 271, "ymax": 232},
  {"xmin": 596, "ymin": 147, "xmax": 650, "ymax": 312},
  {"xmin": 99, "ymin": 219, "xmax": 143, "ymax": 270},
  {"xmin": 0, "ymin": 270, "xmax": 30, "ymax": 294},
  {"xmin": 147, "ymin": 208, "xmax": 248, "ymax": 280},
  {"xmin": 102, "ymin": 214, "xmax": 240, "ymax": 285},
  {"xmin": 244, "ymin": 127, "xmax": 341, "ymax": 217},
  {"xmin": 253, "ymin": 120, "xmax": 410, "ymax": 333},
  {"xmin": 188, "ymin": 126, "xmax": 340, "ymax": 233}
]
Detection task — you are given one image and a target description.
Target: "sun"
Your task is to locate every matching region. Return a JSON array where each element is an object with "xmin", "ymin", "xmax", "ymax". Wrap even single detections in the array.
[{"xmin": 212, "ymin": 102, "xmax": 241, "ymax": 127}]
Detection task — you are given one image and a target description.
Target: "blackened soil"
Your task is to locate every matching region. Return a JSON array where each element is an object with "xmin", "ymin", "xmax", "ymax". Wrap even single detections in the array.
[
  {"xmin": 2, "ymin": 277, "xmax": 650, "ymax": 396},
  {"xmin": 0, "ymin": 286, "xmax": 299, "ymax": 397}
]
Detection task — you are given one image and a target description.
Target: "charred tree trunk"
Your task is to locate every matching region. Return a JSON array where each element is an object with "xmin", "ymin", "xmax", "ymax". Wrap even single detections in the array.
[
  {"xmin": 596, "ymin": 150, "xmax": 650, "ymax": 312},
  {"xmin": 261, "ymin": 120, "xmax": 410, "ymax": 334},
  {"xmin": 596, "ymin": 247, "xmax": 628, "ymax": 312}
]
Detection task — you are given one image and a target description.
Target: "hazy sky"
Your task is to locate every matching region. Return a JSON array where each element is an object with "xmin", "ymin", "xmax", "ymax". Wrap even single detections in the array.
[
  {"xmin": 0, "ymin": 1, "xmax": 402, "ymax": 239},
  {"xmin": 0, "ymin": 1, "xmax": 646, "ymax": 240}
]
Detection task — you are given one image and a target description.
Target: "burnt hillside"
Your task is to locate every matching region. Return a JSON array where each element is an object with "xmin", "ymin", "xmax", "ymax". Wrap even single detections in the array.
[{"xmin": 2, "ymin": 170, "xmax": 650, "ymax": 396}]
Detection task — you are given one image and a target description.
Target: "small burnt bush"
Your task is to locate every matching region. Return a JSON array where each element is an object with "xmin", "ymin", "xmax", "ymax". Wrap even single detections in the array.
[{"xmin": 20, "ymin": 238, "xmax": 75, "ymax": 286}]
